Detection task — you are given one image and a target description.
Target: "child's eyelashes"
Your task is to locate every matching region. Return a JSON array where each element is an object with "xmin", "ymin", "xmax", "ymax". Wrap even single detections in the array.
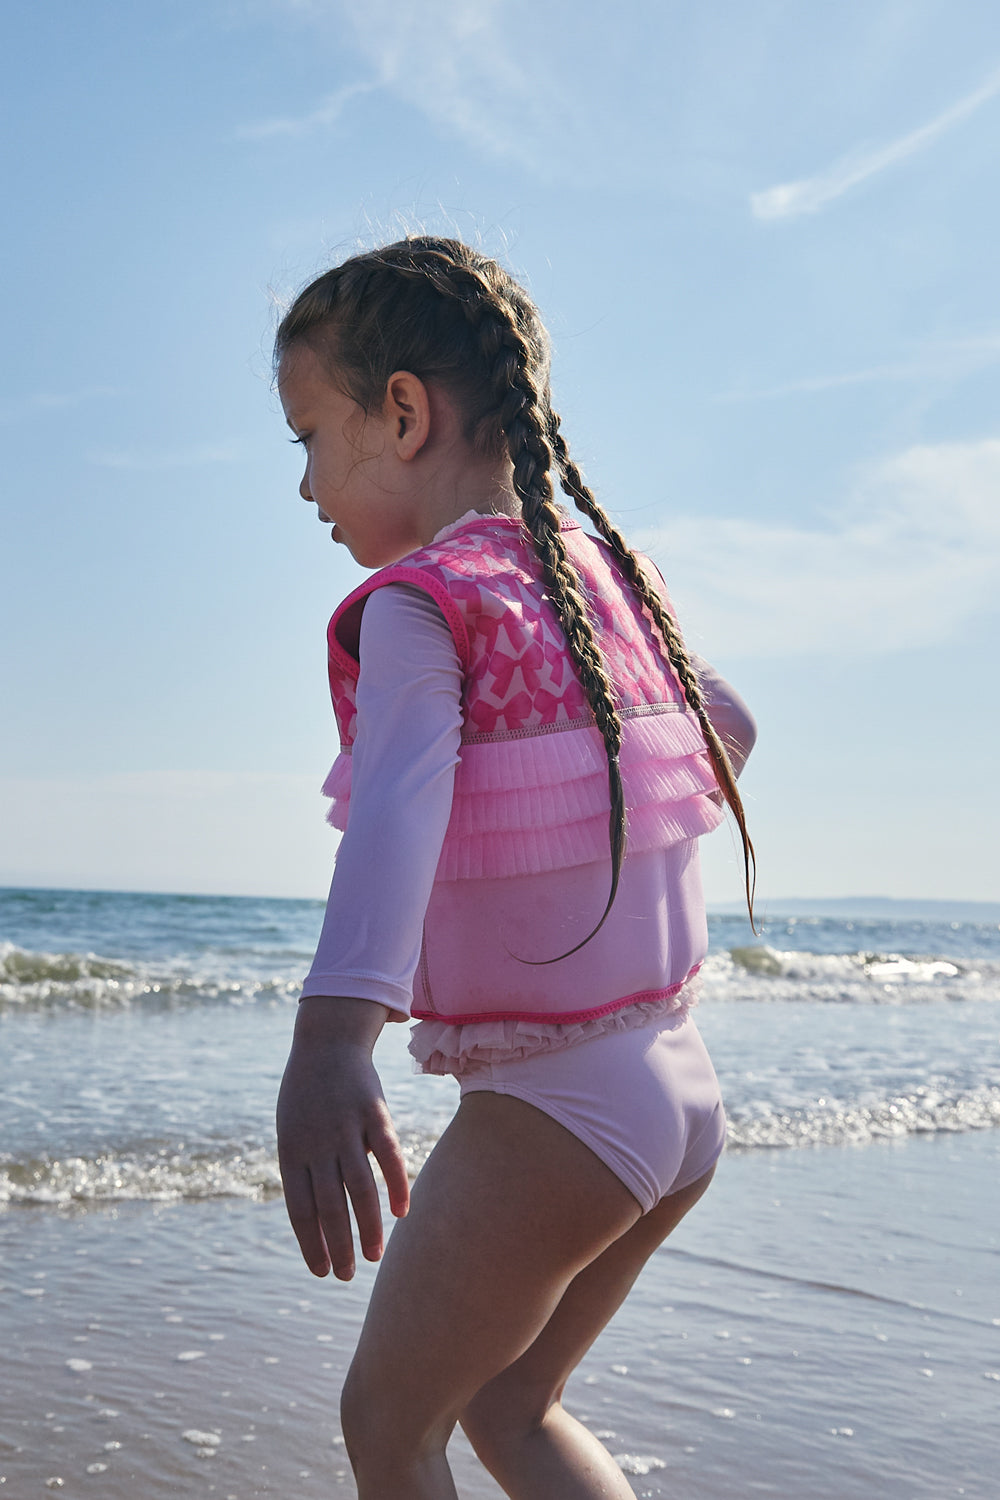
[{"xmin": 289, "ymin": 434, "xmax": 310, "ymax": 448}]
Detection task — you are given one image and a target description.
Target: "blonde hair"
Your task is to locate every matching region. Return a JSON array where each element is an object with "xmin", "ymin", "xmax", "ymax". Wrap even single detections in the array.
[{"xmin": 275, "ymin": 237, "xmax": 755, "ymax": 950}]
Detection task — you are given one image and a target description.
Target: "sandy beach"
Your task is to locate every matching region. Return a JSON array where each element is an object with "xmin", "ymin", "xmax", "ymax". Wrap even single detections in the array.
[{"xmin": 3, "ymin": 1128, "xmax": 996, "ymax": 1499}]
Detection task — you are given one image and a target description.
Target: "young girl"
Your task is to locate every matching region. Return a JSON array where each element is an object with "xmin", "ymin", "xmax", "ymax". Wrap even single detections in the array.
[{"xmin": 275, "ymin": 236, "xmax": 756, "ymax": 1500}]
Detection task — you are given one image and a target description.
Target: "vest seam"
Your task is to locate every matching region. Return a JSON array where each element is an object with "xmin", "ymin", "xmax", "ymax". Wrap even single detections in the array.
[
  {"xmin": 458, "ymin": 701, "xmax": 690, "ymax": 745},
  {"xmin": 410, "ymin": 961, "xmax": 703, "ymax": 1026}
]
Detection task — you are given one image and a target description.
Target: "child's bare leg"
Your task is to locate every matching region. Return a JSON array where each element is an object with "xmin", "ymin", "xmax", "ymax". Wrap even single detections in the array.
[
  {"xmin": 460, "ymin": 1166, "xmax": 716, "ymax": 1499},
  {"xmin": 339, "ymin": 1092, "xmax": 644, "ymax": 1499}
]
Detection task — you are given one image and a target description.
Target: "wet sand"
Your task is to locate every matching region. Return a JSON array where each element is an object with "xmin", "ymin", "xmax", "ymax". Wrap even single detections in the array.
[{"xmin": 2, "ymin": 1131, "xmax": 997, "ymax": 1499}]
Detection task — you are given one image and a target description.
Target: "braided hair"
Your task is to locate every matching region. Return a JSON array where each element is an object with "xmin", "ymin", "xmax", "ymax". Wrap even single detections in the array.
[{"xmin": 275, "ymin": 237, "xmax": 756, "ymax": 951}]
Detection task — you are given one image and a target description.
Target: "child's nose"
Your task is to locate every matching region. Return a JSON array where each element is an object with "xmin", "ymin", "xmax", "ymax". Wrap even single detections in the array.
[{"xmin": 299, "ymin": 474, "xmax": 312, "ymax": 502}]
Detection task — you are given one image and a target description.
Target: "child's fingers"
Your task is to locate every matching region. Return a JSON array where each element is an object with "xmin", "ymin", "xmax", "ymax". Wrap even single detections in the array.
[
  {"xmin": 279, "ymin": 1162, "xmax": 333, "ymax": 1278},
  {"xmin": 311, "ymin": 1161, "xmax": 365, "ymax": 1279},
  {"xmin": 368, "ymin": 1116, "xmax": 411, "ymax": 1220},
  {"xmin": 337, "ymin": 1147, "xmax": 387, "ymax": 1265}
]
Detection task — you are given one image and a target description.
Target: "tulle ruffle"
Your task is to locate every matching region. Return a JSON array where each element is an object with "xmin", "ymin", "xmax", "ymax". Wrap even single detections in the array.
[
  {"xmin": 323, "ymin": 712, "xmax": 724, "ymax": 877},
  {"xmin": 408, "ymin": 975, "xmax": 700, "ymax": 1077},
  {"xmin": 321, "ymin": 755, "xmax": 351, "ymax": 828}
]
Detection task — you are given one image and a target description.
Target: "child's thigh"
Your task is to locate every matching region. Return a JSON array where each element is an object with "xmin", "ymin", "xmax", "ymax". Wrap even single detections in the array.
[
  {"xmin": 464, "ymin": 1162, "xmax": 717, "ymax": 1433},
  {"xmin": 345, "ymin": 1091, "xmax": 643, "ymax": 1437}
]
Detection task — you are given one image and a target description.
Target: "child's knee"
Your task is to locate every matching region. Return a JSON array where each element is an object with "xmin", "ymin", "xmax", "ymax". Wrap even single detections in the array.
[
  {"xmin": 341, "ymin": 1358, "xmax": 398, "ymax": 1470},
  {"xmin": 339, "ymin": 1362, "xmax": 371, "ymax": 1470},
  {"xmin": 341, "ymin": 1355, "xmax": 452, "ymax": 1476}
]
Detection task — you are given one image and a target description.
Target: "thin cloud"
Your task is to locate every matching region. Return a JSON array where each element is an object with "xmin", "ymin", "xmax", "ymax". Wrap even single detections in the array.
[
  {"xmin": 717, "ymin": 334, "xmax": 1000, "ymax": 402},
  {"xmin": 237, "ymin": 80, "xmax": 379, "ymax": 140},
  {"xmin": 639, "ymin": 439, "xmax": 1000, "ymax": 658},
  {"xmin": 240, "ymin": 0, "xmax": 583, "ymax": 178},
  {"xmin": 751, "ymin": 65, "xmax": 1000, "ymax": 220},
  {"xmin": 87, "ymin": 443, "xmax": 242, "ymax": 470},
  {"xmin": 0, "ymin": 386, "xmax": 118, "ymax": 424}
]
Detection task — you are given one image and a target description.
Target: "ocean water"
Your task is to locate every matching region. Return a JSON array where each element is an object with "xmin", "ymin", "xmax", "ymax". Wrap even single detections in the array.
[
  {"xmin": 1, "ymin": 887, "xmax": 998, "ymax": 1209},
  {"xmin": 1, "ymin": 887, "xmax": 998, "ymax": 1498}
]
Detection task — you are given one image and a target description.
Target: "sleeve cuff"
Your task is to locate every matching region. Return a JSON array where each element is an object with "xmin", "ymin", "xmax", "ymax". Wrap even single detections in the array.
[{"xmin": 298, "ymin": 970, "xmax": 412, "ymax": 1018}]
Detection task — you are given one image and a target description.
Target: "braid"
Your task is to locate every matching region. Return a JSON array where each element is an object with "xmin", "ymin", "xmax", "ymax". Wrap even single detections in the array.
[
  {"xmin": 413, "ymin": 256, "xmax": 630, "ymax": 958},
  {"xmin": 548, "ymin": 412, "xmax": 757, "ymax": 930},
  {"xmin": 275, "ymin": 235, "xmax": 756, "ymax": 944}
]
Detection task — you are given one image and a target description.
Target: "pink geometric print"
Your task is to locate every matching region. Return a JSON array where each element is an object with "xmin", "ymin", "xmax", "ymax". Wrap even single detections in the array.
[{"xmin": 326, "ymin": 516, "xmax": 687, "ymax": 750}]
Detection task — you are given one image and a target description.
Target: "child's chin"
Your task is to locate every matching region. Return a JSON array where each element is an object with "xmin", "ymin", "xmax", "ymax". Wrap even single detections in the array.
[
  {"xmin": 354, "ymin": 540, "xmax": 418, "ymax": 570},
  {"xmin": 335, "ymin": 528, "xmax": 375, "ymax": 567},
  {"xmin": 350, "ymin": 546, "xmax": 390, "ymax": 570}
]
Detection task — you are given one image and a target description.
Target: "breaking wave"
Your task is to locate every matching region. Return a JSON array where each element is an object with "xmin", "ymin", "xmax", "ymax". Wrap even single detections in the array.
[
  {"xmin": 708, "ymin": 945, "xmax": 998, "ymax": 1004},
  {"xmin": 726, "ymin": 1082, "xmax": 1000, "ymax": 1150},
  {"xmin": 3, "ymin": 1088, "xmax": 996, "ymax": 1209},
  {"xmin": 0, "ymin": 942, "xmax": 300, "ymax": 1013}
]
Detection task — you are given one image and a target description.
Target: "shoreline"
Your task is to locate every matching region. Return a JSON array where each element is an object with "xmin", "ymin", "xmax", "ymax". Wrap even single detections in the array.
[{"xmin": 2, "ymin": 1130, "xmax": 996, "ymax": 1498}]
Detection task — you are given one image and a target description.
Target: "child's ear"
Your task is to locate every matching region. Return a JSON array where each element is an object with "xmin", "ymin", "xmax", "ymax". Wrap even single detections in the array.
[{"xmin": 383, "ymin": 371, "xmax": 431, "ymax": 461}]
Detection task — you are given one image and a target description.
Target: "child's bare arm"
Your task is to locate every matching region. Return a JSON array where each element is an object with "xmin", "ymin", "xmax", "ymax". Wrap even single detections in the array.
[{"xmin": 276, "ymin": 996, "xmax": 410, "ymax": 1280}]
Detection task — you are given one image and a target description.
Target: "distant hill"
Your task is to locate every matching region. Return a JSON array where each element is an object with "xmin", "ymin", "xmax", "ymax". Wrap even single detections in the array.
[{"xmin": 708, "ymin": 896, "xmax": 1000, "ymax": 923}]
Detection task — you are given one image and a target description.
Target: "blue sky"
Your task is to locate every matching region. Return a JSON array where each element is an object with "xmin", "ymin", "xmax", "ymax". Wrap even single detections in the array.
[{"xmin": 2, "ymin": 0, "xmax": 998, "ymax": 906}]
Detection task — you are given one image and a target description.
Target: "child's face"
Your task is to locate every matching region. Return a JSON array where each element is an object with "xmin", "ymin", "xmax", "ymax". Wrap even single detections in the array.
[{"xmin": 278, "ymin": 345, "xmax": 426, "ymax": 569}]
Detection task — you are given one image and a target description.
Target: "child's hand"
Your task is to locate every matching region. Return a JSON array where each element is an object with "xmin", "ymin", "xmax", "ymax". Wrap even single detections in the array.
[{"xmin": 276, "ymin": 997, "xmax": 410, "ymax": 1280}]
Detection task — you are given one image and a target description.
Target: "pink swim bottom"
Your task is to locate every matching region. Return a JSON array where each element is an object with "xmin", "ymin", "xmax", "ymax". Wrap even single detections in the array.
[{"xmin": 457, "ymin": 1012, "xmax": 725, "ymax": 1214}]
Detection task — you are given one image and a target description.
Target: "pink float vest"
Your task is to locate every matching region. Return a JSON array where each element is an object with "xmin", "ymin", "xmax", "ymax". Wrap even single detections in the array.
[
  {"xmin": 323, "ymin": 513, "xmax": 724, "ymax": 1018},
  {"xmin": 324, "ymin": 510, "xmax": 722, "ymax": 870}
]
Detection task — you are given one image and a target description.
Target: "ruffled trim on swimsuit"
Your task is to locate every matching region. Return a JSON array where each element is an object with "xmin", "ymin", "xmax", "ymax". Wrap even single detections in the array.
[
  {"xmin": 408, "ymin": 976, "xmax": 700, "ymax": 1077},
  {"xmin": 322, "ymin": 713, "xmax": 723, "ymax": 877}
]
